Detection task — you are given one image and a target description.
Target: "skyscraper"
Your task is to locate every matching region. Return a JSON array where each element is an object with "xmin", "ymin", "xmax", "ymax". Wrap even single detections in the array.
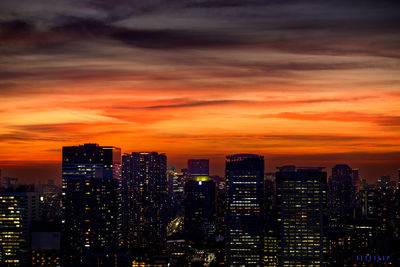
[
  {"xmin": 225, "ymin": 154, "xmax": 264, "ymax": 266},
  {"xmin": 276, "ymin": 166, "xmax": 327, "ymax": 267},
  {"xmin": 188, "ymin": 159, "xmax": 209, "ymax": 177},
  {"xmin": 61, "ymin": 143, "xmax": 122, "ymax": 266},
  {"xmin": 328, "ymin": 164, "xmax": 355, "ymax": 223},
  {"xmin": 184, "ymin": 175, "xmax": 216, "ymax": 247},
  {"xmin": 122, "ymin": 152, "xmax": 167, "ymax": 254},
  {"xmin": 166, "ymin": 167, "xmax": 186, "ymax": 219}
]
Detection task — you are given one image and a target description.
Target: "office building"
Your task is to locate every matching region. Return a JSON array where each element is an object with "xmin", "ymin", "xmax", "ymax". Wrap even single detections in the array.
[
  {"xmin": 225, "ymin": 154, "xmax": 264, "ymax": 266},
  {"xmin": 276, "ymin": 166, "xmax": 327, "ymax": 266},
  {"xmin": 62, "ymin": 143, "xmax": 122, "ymax": 266},
  {"xmin": 0, "ymin": 188, "xmax": 39, "ymax": 266}
]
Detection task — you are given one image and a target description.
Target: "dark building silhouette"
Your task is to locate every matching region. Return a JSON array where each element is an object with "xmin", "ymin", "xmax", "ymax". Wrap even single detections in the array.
[
  {"xmin": 61, "ymin": 143, "xmax": 122, "ymax": 266},
  {"xmin": 188, "ymin": 159, "xmax": 209, "ymax": 176},
  {"xmin": 276, "ymin": 166, "xmax": 327, "ymax": 267},
  {"xmin": 184, "ymin": 175, "xmax": 216, "ymax": 247},
  {"xmin": 328, "ymin": 164, "xmax": 355, "ymax": 223},
  {"xmin": 352, "ymin": 169, "xmax": 359, "ymax": 189},
  {"xmin": 225, "ymin": 154, "xmax": 264, "ymax": 266},
  {"xmin": 122, "ymin": 152, "xmax": 167, "ymax": 256}
]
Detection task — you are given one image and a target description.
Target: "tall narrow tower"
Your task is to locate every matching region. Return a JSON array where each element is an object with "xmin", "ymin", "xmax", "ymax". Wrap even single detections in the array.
[
  {"xmin": 122, "ymin": 152, "xmax": 167, "ymax": 253},
  {"xmin": 225, "ymin": 154, "xmax": 264, "ymax": 266}
]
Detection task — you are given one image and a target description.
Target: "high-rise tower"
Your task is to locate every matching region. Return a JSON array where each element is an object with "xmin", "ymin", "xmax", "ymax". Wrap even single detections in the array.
[
  {"xmin": 122, "ymin": 152, "xmax": 167, "ymax": 253},
  {"xmin": 225, "ymin": 154, "xmax": 264, "ymax": 266},
  {"xmin": 184, "ymin": 175, "xmax": 216, "ymax": 247},
  {"xmin": 61, "ymin": 143, "xmax": 122, "ymax": 266}
]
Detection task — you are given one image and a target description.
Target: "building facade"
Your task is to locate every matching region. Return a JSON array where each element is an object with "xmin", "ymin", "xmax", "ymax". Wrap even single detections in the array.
[
  {"xmin": 61, "ymin": 143, "xmax": 122, "ymax": 266},
  {"xmin": 276, "ymin": 166, "xmax": 327, "ymax": 267},
  {"xmin": 0, "ymin": 189, "xmax": 39, "ymax": 266},
  {"xmin": 225, "ymin": 154, "xmax": 264, "ymax": 266},
  {"xmin": 122, "ymin": 152, "xmax": 167, "ymax": 254}
]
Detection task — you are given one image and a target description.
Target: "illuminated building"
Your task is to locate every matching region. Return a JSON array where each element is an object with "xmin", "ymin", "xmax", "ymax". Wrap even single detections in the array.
[
  {"xmin": 225, "ymin": 154, "xmax": 264, "ymax": 266},
  {"xmin": 276, "ymin": 166, "xmax": 327, "ymax": 267},
  {"xmin": 264, "ymin": 229, "xmax": 278, "ymax": 266},
  {"xmin": 188, "ymin": 159, "xmax": 209, "ymax": 176},
  {"xmin": 184, "ymin": 175, "xmax": 216, "ymax": 247},
  {"xmin": 122, "ymin": 152, "xmax": 167, "ymax": 253},
  {"xmin": 0, "ymin": 189, "xmax": 39, "ymax": 266},
  {"xmin": 166, "ymin": 167, "xmax": 186, "ymax": 219},
  {"xmin": 173, "ymin": 169, "xmax": 186, "ymax": 202},
  {"xmin": 61, "ymin": 143, "xmax": 122, "ymax": 266},
  {"xmin": 166, "ymin": 239, "xmax": 186, "ymax": 265}
]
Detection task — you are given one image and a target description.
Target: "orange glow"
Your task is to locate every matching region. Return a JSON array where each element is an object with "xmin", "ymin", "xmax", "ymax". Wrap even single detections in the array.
[{"xmin": 1, "ymin": 0, "xmax": 400, "ymax": 182}]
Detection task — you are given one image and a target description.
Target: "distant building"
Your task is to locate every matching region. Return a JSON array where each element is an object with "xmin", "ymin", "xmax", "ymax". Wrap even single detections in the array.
[
  {"xmin": 122, "ymin": 152, "xmax": 167, "ymax": 254},
  {"xmin": 61, "ymin": 143, "xmax": 122, "ymax": 266},
  {"xmin": 188, "ymin": 159, "xmax": 209, "ymax": 176},
  {"xmin": 1, "ymin": 176, "xmax": 18, "ymax": 189},
  {"xmin": 0, "ymin": 188, "xmax": 39, "ymax": 266},
  {"xmin": 352, "ymin": 169, "xmax": 359, "ymax": 189},
  {"xmin": 225, "ymin": 154, "xmax": 264, "ymax": 266},
  {"xmin": 328, "ymin": 164, "xmax": 355, "ymax": 224},
  {"xmin": 276, "ymin": 166, "xmax": 327, "ymax": 267}
]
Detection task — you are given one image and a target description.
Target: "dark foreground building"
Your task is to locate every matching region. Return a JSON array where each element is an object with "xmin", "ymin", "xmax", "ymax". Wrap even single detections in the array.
[
  {"xmin": 225, "ymin": 154, "xmax": 264, "ymax": 266},
  {"xmin": 184, "ymin": 175, "xmax": 216, "ymax": 247},
  {"xmin": 61, "ymin": 143, "xmax": 122, "ymax": 266}
]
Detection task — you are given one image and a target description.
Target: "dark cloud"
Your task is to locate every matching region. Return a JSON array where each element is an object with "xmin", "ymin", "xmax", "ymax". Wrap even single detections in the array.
[
  {"xmin": 2, "ymin": 0, "xmax": 400, "ymax": 58},
  {"xmin": 110, "ymin": 28, "xmax": 241, "ymax": 49}
]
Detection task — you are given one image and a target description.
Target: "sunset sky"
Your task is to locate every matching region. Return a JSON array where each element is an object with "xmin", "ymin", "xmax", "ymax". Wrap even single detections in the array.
[{"xmin": 1, "ymin": 0, "xmax": 400, "ymax": 183}]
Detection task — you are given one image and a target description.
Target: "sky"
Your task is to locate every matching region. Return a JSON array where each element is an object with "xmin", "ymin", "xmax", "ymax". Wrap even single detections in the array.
[{"xmin": 1, "ymin": 0, "xmax": 400, "ymax": 183}]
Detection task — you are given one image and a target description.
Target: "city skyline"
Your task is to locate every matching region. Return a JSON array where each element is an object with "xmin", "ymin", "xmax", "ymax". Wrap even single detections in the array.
[
  {"xmin": 1, "ymin": 143, "xmax": 399, "ymax": 266},
  {"xmin": 1, "ymin": 146, "xmax": 399, "ymax": 184},
  {"xmin": 1, "ymin": 0, "xmax": 400, "ymax": 183}
]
